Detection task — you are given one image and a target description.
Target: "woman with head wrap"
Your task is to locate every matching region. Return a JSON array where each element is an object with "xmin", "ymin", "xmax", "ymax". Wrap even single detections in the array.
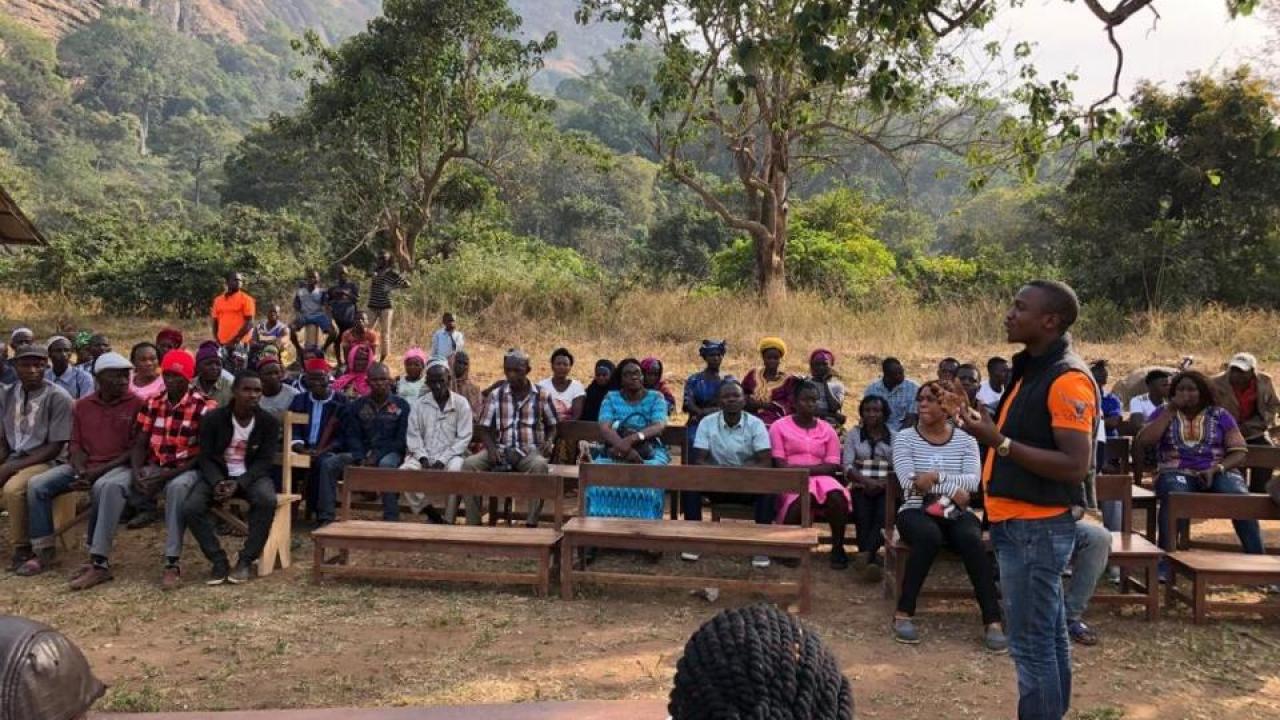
[
  {"xmin": 683, "ymin": 339, "xmax": 727, "ymax": 443},
  {"xmin": 669, "ymin": 604, "xmax": 854, "ymax": 720},
  {"xmin": 580, "ymin": 359, "xmax": 618, "ymax": 423},
  {"xmin": 332, "ymin": 343, "xmax": 374, "ymax": 398},
  {"xmin": 397, "ymin": 347, "xmax": 429, "ymax": 399},
  {"xmin": 808, "ymin": 349, "xmax": 846, "ymax": 430},
  {"xmin": 743, "ymin": 336, "xmax": 792, "ymax": 426},
  {"xmin": 640, "ymin": 357, "xmax": 677, "ymax": 414},
  {"xmin": 155, "ymin": 327, "xmax": 184, "ymax": 357}
]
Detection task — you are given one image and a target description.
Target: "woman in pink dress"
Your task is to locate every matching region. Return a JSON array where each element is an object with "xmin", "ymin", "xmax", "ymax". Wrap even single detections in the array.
[{"xmin": 770, "ymin": 380, "xmax": 852, "ymax": 569}]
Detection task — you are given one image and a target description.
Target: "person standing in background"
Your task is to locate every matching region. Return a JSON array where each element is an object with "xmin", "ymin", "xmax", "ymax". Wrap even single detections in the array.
[
  {"xmin": 368, "ymin": 251, "xmax": 409, "ymax": 363},
  {"xmin": 430, "ymin": 313, "xmax": 464, "ymax": 361},
  {"xmin": 210, "ymin": 271, "xmax": 255, "ymax": 353}
]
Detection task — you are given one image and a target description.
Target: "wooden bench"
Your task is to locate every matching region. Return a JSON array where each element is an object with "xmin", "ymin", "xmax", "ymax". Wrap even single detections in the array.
[
  {"xmin": 1165, "ymin": 492, "xmax": 1280, "ymax": 623},
  {"xmin": 312, "ymin": 467, "xmax": 565, "ymax": 595},
  {"xmin": 882, "ymin": 478, "xmax": 994, "ymax": 604},
  {"xmin": 1089, "ymin": 473, "xmax": 1163, "ymax": 620},
  {"xmin": 561, "ymin": 464, "xmax": 818, "ymax": 611},
  {"xmin": 212, "ymin": 491, "xmax": 302, "ymax": 577}
]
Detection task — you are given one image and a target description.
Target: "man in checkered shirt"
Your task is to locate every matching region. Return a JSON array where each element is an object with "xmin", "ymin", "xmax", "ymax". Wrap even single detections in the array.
[{"xmin": 70, "ymin": 349, "xmax": 217, "ymax": 591}]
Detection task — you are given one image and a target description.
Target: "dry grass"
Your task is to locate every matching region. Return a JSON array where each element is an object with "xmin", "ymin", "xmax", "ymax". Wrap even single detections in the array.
[{"xmin": 10, "ymin": 289, "xmax": 1279, "ymax": 395}]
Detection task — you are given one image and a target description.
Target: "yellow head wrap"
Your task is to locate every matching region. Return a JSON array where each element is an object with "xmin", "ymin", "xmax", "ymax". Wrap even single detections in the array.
[{"xmin": 758, "ymin": 337, "xmax": 787, "ymax": 357}]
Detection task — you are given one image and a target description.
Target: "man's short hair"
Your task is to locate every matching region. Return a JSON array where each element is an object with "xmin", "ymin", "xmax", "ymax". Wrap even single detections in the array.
[
  {"xmin": 881, "ymin": 357, "xmax": 902, "ymax": 372},
  {"xmin": 443, "ymin": 312, "xmax": 455, "ymax": 322},
  {"xmin": 232, "ymin": 369, "xmax": 261, "ymax": 389},
  {"xmin": 957, "ymin": 363, "xmax": 980, "ymax": 377},
  {"xmin": 1026, "ymin": 279, "xmax": 1080, "ymax": 332},
  {"xmin": 986, "ymin": 356, "xmax": 1008, "ymax": 370},
  {"xmin": 367, "ymin": 362, "xmax": 390, "ymax": 378},
  {"xmin": 1145, "ymin": 369, "xmax": 1171, "ymax": 385}
]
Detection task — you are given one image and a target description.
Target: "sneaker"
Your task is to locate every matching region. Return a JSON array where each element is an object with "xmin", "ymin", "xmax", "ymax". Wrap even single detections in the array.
[
  {"xmin": 830, "ymin": 547, "xmax": 849, "ymax": 570},
  {"xmin": 984, "ymin": 624, "xmax": 1009, "ymax": 654},
  {"xmin": 892, "ymin": 617, "xmax": 920, "ymax": 645},
  {"xmin": 751, "ymin": 555, "xmax": 771, "ymax": 569},
  {"xmin": 1068, "ymin": 619, "xmax": 1098, "ymax": 646},
  {"xmin": 161, "ymin": 565, "xmax": 182, "ymax": 591},
  {"xmin": 227, "ymin": 559, "xmax": 253, "ymax": 585},
  {"xmin": 680, "ymin": 552, "xmax": 700, "ymax": 562},
  {"xmin": 69, "ymin": 565, "xmax": 113, "ymax": 591},
  {"xmin": 206, "ymin": 560, "xmax": 230, "ymax": 586},
  {"xmin": 126, "ymin": 511, "xmax": 159, "ymax": 530}
]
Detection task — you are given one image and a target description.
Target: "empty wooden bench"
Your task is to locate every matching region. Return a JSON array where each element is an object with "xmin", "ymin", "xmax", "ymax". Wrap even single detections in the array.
[
  {"xmin": 1165, "ymin": 492, "xmax": 1280, "ymax": 623},
  {"xmin": 312, "ymin": 467, "xmax": 565, "ymax": 595},
  {"xmin": 1090, "ymin": 474, "xmax": 1163, "ymax": 621},
  {"xmin": 560, "ymin": 464, "xmax": 818, "ymax": 612}
]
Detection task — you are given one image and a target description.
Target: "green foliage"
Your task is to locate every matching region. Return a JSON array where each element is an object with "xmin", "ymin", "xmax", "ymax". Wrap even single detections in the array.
[
  {"xmin": 643, "ymin": 203, "xmax": 733, "ymax": 280},
  {"xmin": 1056, "ymin": 67, "xmax": 1280, "ymax": 310},
  {"xmin": 414, "ymin": 225, "xmax": 602, "ymax": 317},
  {"xmin": 711, "ymin": 220, "xmax": 896, "ymax": 301}
]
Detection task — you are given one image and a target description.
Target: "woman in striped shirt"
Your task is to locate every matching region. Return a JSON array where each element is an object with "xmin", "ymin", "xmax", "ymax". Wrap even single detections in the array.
[{"xmin": 891, "ymin": 382, "xmax": 1005, "ymax": 651}]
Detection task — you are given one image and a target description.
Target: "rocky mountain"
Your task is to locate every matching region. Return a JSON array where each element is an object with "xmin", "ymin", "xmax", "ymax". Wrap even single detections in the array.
[{"xmin": 0, "ymin": 0, "xmax": 382, "ymax": 42}]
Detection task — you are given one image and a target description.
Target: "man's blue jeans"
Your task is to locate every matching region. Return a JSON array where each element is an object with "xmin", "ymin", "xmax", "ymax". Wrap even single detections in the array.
[
  {"xmin": 992, "ymin": 512, "xmax": 1076, "ymax": 720},
  {"xmin": 1155, "ymin": 470, "xmax": 1262, "ymax": 553},
  {"xmin": 316, "ymin": 451, "xmax": 404, "ymax": 522}
]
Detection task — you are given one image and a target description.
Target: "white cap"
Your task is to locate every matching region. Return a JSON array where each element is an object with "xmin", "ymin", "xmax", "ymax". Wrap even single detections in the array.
[
  {"xmin": 92, "ymin": 351, "xmax": 133, "ymax": 375},
  {"xmin": 1228, "ymin": 353, "xmax": 1258, "ymax": 373}
]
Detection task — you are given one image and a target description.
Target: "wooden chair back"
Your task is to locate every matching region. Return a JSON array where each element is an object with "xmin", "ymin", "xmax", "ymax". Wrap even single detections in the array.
[
  {"xmin": 341, "ymin": 467, "xmax": 566, "ymax": 529},
  {"xmin": 281, "ymin": 410, "xmax": 310, "ymax": 493},
  {"xmin": 1166, "ymin": 492, "xmax": 1280, "ymax": 550},
  {"xmin": 579, "ymin": 464, "xmax": 810, "ymax": 527},
  {"xmin": 1102, "ymin": 437, "xmax": 1132, "ymax": 474},
  {"xmin": 1094, "ymin": 473, "xmax": 1134, "ymax": 534}
]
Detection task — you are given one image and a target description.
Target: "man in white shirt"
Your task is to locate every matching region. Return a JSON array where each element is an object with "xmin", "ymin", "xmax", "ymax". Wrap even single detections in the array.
[
  {"xmin": 430, "ymin": 313, "xmax": 464, "ymax": 361},
  {"xmin": 976, "ymin": 356, "xmax": 1009, "ymax": 410},
  {"xmin": 1127, "ymin": 369, "xmax": 1171, "ymax": 420},
  {"xmin": 401, "ymin": 360, "xmax": 473, "ymax": 521}
]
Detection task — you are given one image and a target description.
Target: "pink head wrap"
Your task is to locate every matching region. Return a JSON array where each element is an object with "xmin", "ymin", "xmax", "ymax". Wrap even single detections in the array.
[
  {"xmin": 404, "ymin": 347, "xmax": 428, "ymax": 364},
  {"xmin": 810, "ymin": 348, "xmax": 835, "ymax": 365}
]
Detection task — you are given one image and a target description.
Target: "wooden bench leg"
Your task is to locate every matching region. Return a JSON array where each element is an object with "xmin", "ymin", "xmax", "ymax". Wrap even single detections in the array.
[
  {"xmin": 1192, "ymin": 573, "xmax": 1207, "ymax": 624},
  {"xmin": 258, "ymin": 501, "xmax": 294, "ymax": 577},
  {"xmin": 799, "ymin": 551, "xmax": 812, "ymax": 614},
  {"xmin": 1145, "ymin": 560, "xmax": 1159, "ymax": 621},
  {"xmin": 537, "ymin": 550, "xmax": 551, "ymax": 598},
  {"xmin": 312, "ymin": 541, "xmax": 323, "ymax": 583},
  {"xmin": 560, "ymin": 536, "xmax": 574, "ymax": 601}
]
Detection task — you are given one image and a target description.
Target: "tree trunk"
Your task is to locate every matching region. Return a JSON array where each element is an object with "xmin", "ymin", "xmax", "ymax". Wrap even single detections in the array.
[
  {"xmin": 755, "ymin": 131, "xmax": 790, "ymax": 303},
  {"xmin": 391, "ymin": 225, "xmax": 414, "ymax": 271}
]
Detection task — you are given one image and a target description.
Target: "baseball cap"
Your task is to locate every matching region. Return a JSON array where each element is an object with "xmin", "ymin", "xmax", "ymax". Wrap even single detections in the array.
[
  {"xmin": 11, "ymin": 345, "xmax": 48, "ymax": 362},
  {"xmin": 1228, "ymin": 353, "xmax": 1258, "ymax": 373},
  {"xmin": 160, "ymin": 349, "xmax": 196, "ymax": 381},
  {"xmin": 92, "ymin": 352, "xmax": 133, "ymax": 375}
]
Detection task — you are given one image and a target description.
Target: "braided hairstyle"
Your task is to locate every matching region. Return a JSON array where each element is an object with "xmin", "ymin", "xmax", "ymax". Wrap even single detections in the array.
[{"xmin": 669, "ymin": 604, "xmax": 854, "ymax": 720}]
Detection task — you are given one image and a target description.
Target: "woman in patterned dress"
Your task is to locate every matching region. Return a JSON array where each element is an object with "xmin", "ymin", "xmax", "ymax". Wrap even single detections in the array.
[{"xmin": 586, "ymin": 358, "xmax": 670, "ymax": 520}]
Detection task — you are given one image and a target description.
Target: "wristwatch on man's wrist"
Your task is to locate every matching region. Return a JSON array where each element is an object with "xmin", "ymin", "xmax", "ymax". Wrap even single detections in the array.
[{"xmin": 996, "ymin": 437, "xmax": 1013, "ymax": 457}]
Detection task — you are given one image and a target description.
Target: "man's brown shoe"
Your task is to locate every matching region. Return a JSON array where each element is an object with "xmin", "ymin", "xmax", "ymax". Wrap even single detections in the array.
[
  {"xmin": 69, "ymin": 565, "xmax": 113, "ymax": 591},
  {"xmin": 161, "ymin": 565, "xmax": 182, "ymax": 591}
]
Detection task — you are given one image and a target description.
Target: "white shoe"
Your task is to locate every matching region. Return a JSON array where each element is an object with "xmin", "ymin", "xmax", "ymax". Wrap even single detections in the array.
[
  {"xmin": 680, "ymin": 552, "xmax": 700, "ymax": 562},
  {"xmin": 751, "ymin": 555, "xmax": 771, "ymax": 568}
]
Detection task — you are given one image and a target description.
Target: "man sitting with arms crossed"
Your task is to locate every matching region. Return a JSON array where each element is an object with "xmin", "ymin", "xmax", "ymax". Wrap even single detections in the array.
[
  {"xmin": 400, "ymin": 359, "xmax": 472, "ymax": 523},
  {"xmin": 289, "ymin": 357, "xmax": 347, "ymax": 526},
  {"xmin": 1, "ymin": 344, "xmax": 74, "ymax": 572},
  {"xmin": 183, "ymin": 370, "xmax": 281, "ymax": 585},
  {"xmin": 17, "ymin": 352, "xmax": 142, "ymax": 576},
  {"xmin": 461, "ymin": 349, "xmax": 558, "ymax": 527}
]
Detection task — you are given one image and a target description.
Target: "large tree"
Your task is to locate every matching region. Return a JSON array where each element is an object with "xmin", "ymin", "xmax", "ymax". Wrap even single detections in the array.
[
  {"xmin": 577, "ymin": 0, "xmax": 1260, "ymax": 300},
  {"xmin": 296, "ymin": 0, "xmax": 555, "ymax": 268}
]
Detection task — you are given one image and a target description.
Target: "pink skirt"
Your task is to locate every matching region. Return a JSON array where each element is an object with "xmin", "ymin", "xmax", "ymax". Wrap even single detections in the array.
[{"xmin": 776, "ymin": 475, "xmax": 851, "ymax": 524}]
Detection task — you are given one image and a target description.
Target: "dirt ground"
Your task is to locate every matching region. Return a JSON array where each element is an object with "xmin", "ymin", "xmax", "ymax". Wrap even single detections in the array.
[{"xmin": 4, "ymin": 512, "xmax": 1280, "ymax": 719}]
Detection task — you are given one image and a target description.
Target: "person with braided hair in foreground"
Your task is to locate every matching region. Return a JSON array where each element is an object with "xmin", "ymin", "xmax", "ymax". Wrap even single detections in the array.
[{"xmin": 668, "ymin": 603, "xmax": 854, "ymax": 720}]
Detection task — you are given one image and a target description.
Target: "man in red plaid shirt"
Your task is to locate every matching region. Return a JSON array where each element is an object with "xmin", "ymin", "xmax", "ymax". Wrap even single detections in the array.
[{"xmin": 70, "ymin": 350, "xmax": 216, "ymax": 591}]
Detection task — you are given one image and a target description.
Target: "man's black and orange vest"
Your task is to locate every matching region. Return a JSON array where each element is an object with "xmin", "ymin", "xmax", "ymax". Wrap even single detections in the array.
[{"xmin": 986, "ymin": 335, "xmax": 1096, "ymax": 508}]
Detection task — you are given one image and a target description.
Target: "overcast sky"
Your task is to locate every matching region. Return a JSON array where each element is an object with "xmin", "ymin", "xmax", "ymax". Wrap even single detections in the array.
[{"xmin": 982, "ymin": 0, "xmax": 1271, "ymax": 104}]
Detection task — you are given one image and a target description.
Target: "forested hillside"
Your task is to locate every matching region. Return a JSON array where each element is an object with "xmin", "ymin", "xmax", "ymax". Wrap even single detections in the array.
[{"xmin": 1, "ymin": 0, "xmax": 1277, "ymax": 324}]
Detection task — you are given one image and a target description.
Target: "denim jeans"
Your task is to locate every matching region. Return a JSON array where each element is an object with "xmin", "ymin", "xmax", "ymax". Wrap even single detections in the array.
[
  {"xmin": 1155, "ymin": 470, "xmax": 1263, "ymax": 553},
  {"xmin": 316, "ymin": 451, "xmax": 403, "ymax": 522},
  {"xmin": 26, "ymin": 464, "xmax": 78, "ymax": 550},
  {"xmin": 992, "ymin": 512, "xmax": 1076, "ymax": 720},
  {"xmin": 1065, "ymin": 521, "xmax": 1111, "ymax": 623}
]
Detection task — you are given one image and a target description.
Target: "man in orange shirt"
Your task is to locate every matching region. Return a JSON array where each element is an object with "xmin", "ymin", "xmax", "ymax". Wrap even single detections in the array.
[
  {"xmin": 211, "ymin": 271, "xmax": 255, "ymax": 351},
  {"xmin": 959, "ymin": 280, "xmax": 1096, "ymax": 720}
]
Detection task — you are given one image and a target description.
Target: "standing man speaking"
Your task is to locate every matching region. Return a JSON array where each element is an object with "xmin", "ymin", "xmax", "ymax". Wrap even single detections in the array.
[{"xmin": 959, "ymin": 280, "xmax": 1096, "ymax": 720}]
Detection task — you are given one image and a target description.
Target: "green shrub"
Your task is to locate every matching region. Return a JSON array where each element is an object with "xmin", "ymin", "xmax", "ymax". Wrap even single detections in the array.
[{"xmin": 710, "ymin": 221, "xmax": 897, "ymax": 302}]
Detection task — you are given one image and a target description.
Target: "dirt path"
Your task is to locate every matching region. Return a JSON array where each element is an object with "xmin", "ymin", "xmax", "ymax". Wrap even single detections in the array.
[{"xmin": 4, "ymin": 520, "xmax": 1280, "ymax": 719}]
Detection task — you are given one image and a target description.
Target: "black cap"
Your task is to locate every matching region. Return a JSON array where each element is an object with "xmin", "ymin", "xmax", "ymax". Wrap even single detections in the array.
[{"xmin": 0, "ymin": 616, "xmax": 106, "ymax": 720}]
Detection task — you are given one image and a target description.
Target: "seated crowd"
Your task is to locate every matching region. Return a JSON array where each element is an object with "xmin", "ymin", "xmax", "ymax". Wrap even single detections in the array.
[{"xmin": 1, "ymin": 268, "xmax": 1277, "ymax": 650}]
